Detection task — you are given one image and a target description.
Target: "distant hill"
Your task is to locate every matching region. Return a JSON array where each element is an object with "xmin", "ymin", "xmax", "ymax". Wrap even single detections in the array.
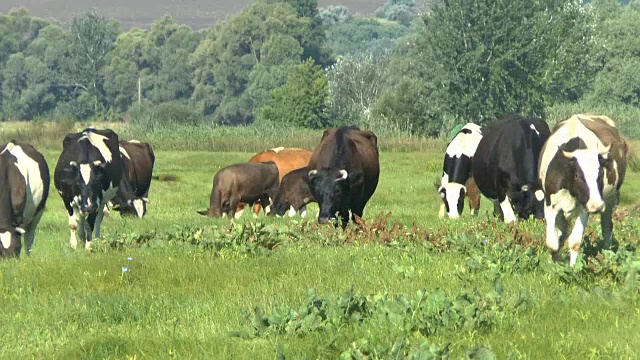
[{"xmin": 0, "ymin": 0, "xmax": 392, "ymax": 29}]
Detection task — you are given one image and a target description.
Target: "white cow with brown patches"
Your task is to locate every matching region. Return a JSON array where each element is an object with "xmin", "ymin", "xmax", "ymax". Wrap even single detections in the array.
[{"xmin": 538, "ymin": 114, "xmax": 628, "ymax": 266}]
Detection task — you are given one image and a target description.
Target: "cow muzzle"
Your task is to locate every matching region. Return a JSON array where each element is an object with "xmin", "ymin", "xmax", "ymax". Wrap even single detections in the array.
[
  {"xmin": 586, "ymin": 201, "xmax": 605, "ymax": 214},
  {"xmin": 318, "ymin": 216, "xmax": 336, "ymax": 224}
]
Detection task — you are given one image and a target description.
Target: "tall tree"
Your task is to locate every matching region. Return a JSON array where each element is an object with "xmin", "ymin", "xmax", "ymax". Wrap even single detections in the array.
[
  {"xmin": 258, "ymin": 58, "xmax": 329, "ymax": 128},
  {"xmin": 190, "ymin": 0, "xmax": 312, "ymax": 124},
  {"xmin": 416, "ymin": 0, "xmax": 595, "ymax": 125},
  {"xmin": 64, "ymin": 10, "xmax": 120, "ymax": 119}
]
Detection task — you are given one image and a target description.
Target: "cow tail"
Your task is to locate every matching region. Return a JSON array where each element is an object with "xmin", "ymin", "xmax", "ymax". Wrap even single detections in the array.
[{"xmin": 209, "ymin": 187, "xmax": 223, "ymax": 217}]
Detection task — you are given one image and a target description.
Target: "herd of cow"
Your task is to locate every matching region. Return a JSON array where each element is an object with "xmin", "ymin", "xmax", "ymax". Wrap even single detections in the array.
[{"xmin": 0, "ymin": 113, "xmax": 629, "ymax": 266}]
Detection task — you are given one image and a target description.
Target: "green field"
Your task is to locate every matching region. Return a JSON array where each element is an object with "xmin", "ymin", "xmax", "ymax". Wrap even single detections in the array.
[{"xmin": 1, "ymin": 144, "xmax": 640, "ymax": 359}]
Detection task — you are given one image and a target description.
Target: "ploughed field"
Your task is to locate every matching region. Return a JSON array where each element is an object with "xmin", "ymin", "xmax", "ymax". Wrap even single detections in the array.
[{"xmin": 2, "ymin": 148, "xmax": 640, "ymax": 359}]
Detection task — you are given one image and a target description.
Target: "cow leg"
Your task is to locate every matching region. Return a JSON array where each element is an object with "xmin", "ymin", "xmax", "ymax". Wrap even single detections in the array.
[
  {"xmin": 84, "ymin": 212, "xmax": 99, "ymax": 251},
  {"xmin": 287, "ymin": 205, "xmax": 297, "ymax": 217},
  {"xmin": 298, "ymin": 204, "xmax": 307, "ymax": 218},
  {"xmin": 339, "ymin": 210, "xmax": 350, "ymax": 229},
  {"xmin": 438, "ymin": 201, "xmax": 445, "ymax": 218},
  {"xmin": 252, "ymin": 203, "xmax": 262, "ymax": 216},
  {"xmin": 544, "ymin": 205, "xmax": 563, "ymax": 255},
  {"xmin": 600, "ymin": 203, "xmax": 614, "ymax": 249},
  {"xmin": 263, "ymin": 197, "xmax": 273, "ymax": 215},
  {"xmin": 567, "ymin": 212, "xmax": 588, "ymax": 266},
  {"xmin": 69, "ymin": 211, "xmax": 80, "ymax": 249},
  {"xmin": 23, "ymin": 208, "xmax": 45, "ymax": 256},
  {"xmin": 492, "ymin": 200, "xmax": 503, "ymax": 219},
  {"xmin": 499, "ymin": 197, "xmax": 517, "ymax": 223},
  {"xmin": 234, "ymin": 207, "xmax": 245, "ymax": 219},
  {"xmin": 228, "ymin": 198, "xmax": 239, "ymax": 219}
]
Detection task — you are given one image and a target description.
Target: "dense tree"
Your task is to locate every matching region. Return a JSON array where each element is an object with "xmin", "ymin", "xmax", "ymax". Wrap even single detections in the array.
[
  {"xmin": 63, "ymin": 10, "xmax": 120, "ymax": 118},
  {"xmin": 375, "ymin": 0, "xmax": 417, "ymax": 25},
  {"xmin": 325, "ymin": 18, "xmax": 411, "ymax": 57},
  {"xmin": 413, "ymin": 0, "xmax": 596, "ymax": 126},
  {"xmin": 190, "ymin": 1, "xmax": 312, "ymax": 124},
  {"xmin": 258, "ymin": 58, "xmax": 329, "ymax": 128},
  {"xmin": 319, "ymin": 5, "xmax": 351, "ymax": 26},
  {"xmin": 326, "ymin": 53, "xmax": 387, "ymax": 124},
  {"xmin": 586, "ymin": 1, "xmax": 640, "ymax": 105}
]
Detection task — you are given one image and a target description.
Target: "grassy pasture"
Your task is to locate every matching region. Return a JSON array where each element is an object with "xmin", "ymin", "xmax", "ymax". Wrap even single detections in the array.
[{"xmin": 1, "ymin": 131, "xmax": 640, "ymax": 358}]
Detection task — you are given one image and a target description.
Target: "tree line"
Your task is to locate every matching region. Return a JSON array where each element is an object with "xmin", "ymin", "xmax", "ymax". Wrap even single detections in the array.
[{"xmin": 0, "ymin": 0, "xmax": 639, "ymax": 137}]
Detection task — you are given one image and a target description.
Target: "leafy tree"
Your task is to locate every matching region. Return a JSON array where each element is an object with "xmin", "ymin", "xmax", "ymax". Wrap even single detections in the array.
[
  {"xmin": 586, "ymin": 1, "xmax": 640, "ymax": 105},
  {"xmin": 326, "ymin": 53, "xmax": 387, "ymax": 124},
  {"xmin": 375, "ymin": 0, "xmax": 417, "ymax": 25},
  {"xmin": 325, "ymin": 18, "xmax": 410, "ymax": 57},
  {"xmin": 1, "ymin": 52, "xmax": 56, "ymax": 119},
  {"xmin": 190, "ymin": 1, "xmax": 312, "ymax": 124},
  {"xmin": 258, "ymin": 58, "xmax": 329, "ymax": 128},
  {"xmin": 63, "ymin": 10, "xmax": 120, "ymax": 118},
  {"xmin": 319, "ymin": 5, "xmax": 351, "ymax": 26},
  {"xmin": 414, "ymin": 0, "xmax": 595, "ymax": 125}
]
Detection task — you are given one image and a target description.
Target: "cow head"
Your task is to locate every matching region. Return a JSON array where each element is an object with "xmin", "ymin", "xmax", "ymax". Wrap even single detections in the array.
[
  {"xmin": 306, "ymin": 168, "xmax": 361, "ymax": 224},
  {"xmin": 0, "ymin": 226, "xmax": 25, "ymax": 257},
  {"xmin": 60, "ymin": 160, "xmax": 110, "ymax": 215},
  {"xmin": 560, "ymin": 144, "xmax": 610, "ymax": 213},
  {"xmin": 438, "ymin": 183, "xmax": 466, "ymax": 219},
  {"xmin": 113, "ymin": 197, "xmax": 149, "ymax": 218},
  {"xmin": 271, "ymin": 189, "xmax": 291, "ymax": 217},
  {"xmin": 508, "ymin": 184, "xmax": 544, "ymax": 220}
]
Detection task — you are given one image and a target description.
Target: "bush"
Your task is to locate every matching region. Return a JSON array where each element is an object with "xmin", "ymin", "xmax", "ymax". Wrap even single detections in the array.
[{"xmin": 129, "ymin": 102, "xmax": 209, "ymax": 131}]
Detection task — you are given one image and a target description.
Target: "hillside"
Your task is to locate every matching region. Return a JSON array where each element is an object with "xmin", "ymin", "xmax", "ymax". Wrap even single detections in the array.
[{"xmin": 0, "ymin": 0, "xmax": 391, "ymax": 29}]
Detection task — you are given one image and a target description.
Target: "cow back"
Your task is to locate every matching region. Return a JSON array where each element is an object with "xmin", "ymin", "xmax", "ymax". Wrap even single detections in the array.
[{"xmin": 249, "ymin": 148, "xmax": 312, "ymax": 181}]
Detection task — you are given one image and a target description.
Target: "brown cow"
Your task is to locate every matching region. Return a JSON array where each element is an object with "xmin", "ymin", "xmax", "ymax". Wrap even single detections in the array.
[
  {"xmin": 198, "ymin": 162, "xmax": 279, "ymax": 218},
  {"xmin": 306, "ymin": 126, "xmax": 379, "ymax": 227},
  {"xmin": 237, "ymin": 147, "xmax": 312, "ymax": 216}
]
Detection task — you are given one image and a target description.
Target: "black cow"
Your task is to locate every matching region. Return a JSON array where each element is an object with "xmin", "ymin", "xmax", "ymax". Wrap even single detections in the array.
[
  {"xmin": 472, "ymin": 115, "xmax": 550, "ymax": 222},
  {"xmin": 109, "ymin": 140, "xmax": 155, "ymax": 218},
  {"xmin": 438, "ymin": 123, "xmax": 483, "ymax": 219},
  {"xmin": 0, "ymin": 141, "xmax": 50, "ymax": 257},
  {"xmin": 272, "ymin": 167, "xmax": 315, "ymax": 217},
  {"xmin": 197, "ymin": 162, "xmax": 279, "ymax": 218},
  {"xmin": 54, "ymin": 128, "xmax": 123, "ymax": 250},
  {"xmin": 306, "ymin": 126, "xmax": 379, "ymax": 227}
]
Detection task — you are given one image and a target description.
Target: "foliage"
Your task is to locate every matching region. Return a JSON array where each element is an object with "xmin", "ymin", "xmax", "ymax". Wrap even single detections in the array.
[
  {"xmin": 258, "ymin": 58, "xmax": 330, "ymax": 128},
  {"xmin": 326, "ymin": 53, "xmax": 387, "ymax": 125},
  {"xmin": 375, "ymin": 0, "xmax": 418, "ymax": 26},
  {"xmin": 325, "ymin": 17, "xmax": 411, "ymax": 57},
  {"xmin": 319, "ymin": 5, "xmax": 351, "ymax": 26},
  {"xmin": 413, "ymin": 0, "xmax": 597, "ymax": 125}
]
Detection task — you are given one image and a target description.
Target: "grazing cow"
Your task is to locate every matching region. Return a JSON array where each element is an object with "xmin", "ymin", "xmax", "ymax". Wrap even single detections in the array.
[
  {"xmin": 272, "ymin": 167, "xmax": 316, "ymax": 217},
  {"xmin": 306, "ymin": 126, "xmax": 379, "ymax": 227},
  {"xmin": 237, "ymin": 147, "xmax": 312, "ymax": 216},
  {"xmin": 197, "ymin": 162, "xmax": 279, "ymax": 218},
  {"xmin": 0, "ymin": 141, "xmax": 50, "ymax": 257},
  {"xmin": 472, "ymin": 115, "xmax": 551, "ymax": 222},
  {"xmin": 109, "ymin": 140, "xmax": 155, "ymax": 218},
  {"xmin": 54, "ymin": 128, "xmax": 123, "ymax": 250},
  {"xmin": 438, "ymin": 123, "xmax": 483, "ymax": 218},
  {"xmin": 539, "ymin": 114, "xmax": 627, "ymax": 266}
]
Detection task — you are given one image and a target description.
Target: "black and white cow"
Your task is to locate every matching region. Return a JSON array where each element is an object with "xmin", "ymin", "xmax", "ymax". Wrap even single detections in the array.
[
  {"xmin": 108, "ymin": 140, "xmax": 155, "ymax": 218},
  {"xmin": 0, "ymin": 141, "xmax": 50, "ymax": 257},
  {"xmin": 472, "ymin": 115, "xmax": 551, "ymax": 223},
  {"xmin": 539, "ymin": 114, "xmax": 627, "ymax": 266},
  {"xmin": 438, "ymin": 123, "xmax": 482, "ymax": 218},
  {"xmin": 54, "ymin": 128, "xmax": 123, "ymax": 250}
]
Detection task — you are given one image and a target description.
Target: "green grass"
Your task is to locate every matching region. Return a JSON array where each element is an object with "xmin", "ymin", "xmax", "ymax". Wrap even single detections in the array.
[{"xmin": 1, "ymin": 147, "xmax": 640, "ymax": 359}]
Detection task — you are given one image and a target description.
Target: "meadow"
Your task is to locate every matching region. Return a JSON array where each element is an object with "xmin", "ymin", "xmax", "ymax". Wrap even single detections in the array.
[{"xmin": 1, "ymin": 124, "xmax": 640, "ymax": 359}]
